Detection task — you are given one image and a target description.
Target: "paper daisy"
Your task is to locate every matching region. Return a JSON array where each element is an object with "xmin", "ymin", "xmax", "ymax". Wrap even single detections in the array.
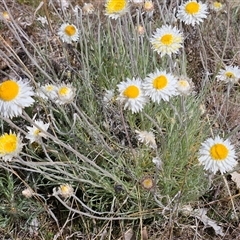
[
  {"xmin": 117, "ymin": 78, "xmax": 147, "ymax": 113},
  {"xmin": 36, "ymin": 83, "xmax": 57, "ymax": 100},
  {"xmin": 176, "ymin": 76, "xmax": 194, "ymax": 95},
  {"xmin": 0, "ymin": 79, "xmax": 35, "ymax": 118},
  {"xmin": 177, "ymin": 0, "xmax": 208, "ymax": 26},
  {"xmin": 105, "ymin": 0, "xmax": 128, "ymax": 19},
  {"xmin": 210, "ymin": 2, "xmax": 224, "ymax": 12},
  {"xmin": 216, "ymin": 66, "xmax": 240, "ymax": 84},
  {"xmin": 56, "ymin": 83, "xmax": 76, "ymax": 105},
  {"xmin": 143, "ymin": 69, "xmax": 178, "ymax": 103},
  {"xmin": 26, "ymin": 120, "xmax": 50, "ymax": 143},
  {"xmin": 135, "ymin": 130, "xmax": 157, "ymax": 149},
  {"xmin": 198, "ymin": 136, "xmax": 237, "ymax": 174},
  {"xmin": 58, "ymin": 23, "xmax": 79, "ymax": 44},
  {"xmin": 0, "ymin": 131, "xmax": 23, "ymax": 161},
  {"xmin": 150, "ymin": 25, "xmax": 183, "ymax": 57}
]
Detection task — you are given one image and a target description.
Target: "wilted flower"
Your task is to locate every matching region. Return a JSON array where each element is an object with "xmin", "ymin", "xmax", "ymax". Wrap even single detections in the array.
[
  {"xmin": 210, "ymin": 1, "xmax": 224, "ymax": 12},
  {"xmin": 135, "ymin": 130, "xmax": 157, "ymax": 149},
  {"xmin": 83, "ymin": 3, "xmax": 95, "ymax": 14},
  {"xmin": 22, "ymin": 187, "xmax": 34, "ymax": 198},
  {"xmin": 152, "ymin": 157, "xmax": 162, "ymax": 169},
  {"xmin": 1, "ymin": 11, "xmax": 10, "ymax": 21},
  {"xmin": 103, "ymin": 89, "xmax": 115, "ymax": 105},
  {"xmin": 136, "ymin": 25, "xmax": 145, "ymax": 36},
  {"xmin": 141, "ymin": 176, "xmax": 154, "ymax": 190},
  {"xmin": 59, "ymin": 184, "xmax": 74, "ymax": 198},
  {"xmin": 176, "ymin": 76, "xmax": 194, "ymax": 95},
  {"xmin": 36, "ymin": 83, "xmax": 57, "ymax": 101},
  {"xmin": 144, "ymin": 0, "xmax": 154, "ymax": 14},
  {"xmin": 56, "ymin": 0, "xmax": 69, "ymax": 10}
]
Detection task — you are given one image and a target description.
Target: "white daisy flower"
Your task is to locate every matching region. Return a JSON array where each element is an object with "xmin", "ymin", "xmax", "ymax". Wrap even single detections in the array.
[
  {"xmin": 198, "ymin": 136, "xmax": 237, "ymax": 174},
  {"xmin": 143, "ymin": 69, "xmax": 178, "ymax": 103},
  {"xmin": 177, "ymin": 0, "xmax": 208, "ymax": 26},
  {"xmin": 0, "ymin": 79, "xmax": 35, "ymax": 118},
  {"xmin": 36, "ymin": 84, "xmax": 57, "ymax": 100},
  {"xmin": 150, "ymin": 25, "xmax": 183, "ymax": 57},
  {"xmin": 117, "ymin": 78, "xmax": 147, "ymax": 113},
  {"xmin": 0, "ymin": 131, "xmax": 23, "ymax": 161},
  {"xmin": 105, "ymin": 0, "xmax": 128, "ymax": 19},
  {"xmin": 176, "ymin": 76, "xmax": 194, "ymax": 95},
  {"xmin": 135, "ymin": 130, "xmax": 157, "ymax": 149},
  {"xmin": 58, "ymin": 23, "xmax": 79, "ymax": 44},
  {"xmin": 210, "ymin": 1, "xmax": 224, "ymax": 12},
  {"xmin": 216, "ymin": 66, "xmax": 240, "ymax": 84},
  {"xmin": 56, "ymin": 83, "xmax": 76, "ymax": 105},
  {"xmin": 26, "ymin": 120, "xmax": 50, "ymax": 143}
]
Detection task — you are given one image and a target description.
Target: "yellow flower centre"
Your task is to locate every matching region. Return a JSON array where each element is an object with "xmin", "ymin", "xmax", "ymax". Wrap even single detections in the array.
[
  {"xmin": 106, "ymin": 0, "xmax": 127, "ymax": 14},
  {"xmin": 60, "ymin": 185, "xmax": 69, "ymax": 193},
  {"xmin": 0, "ymin": 133, "xmax": 17, "ymax": 154},
  {"xmin": 144, "ymin": 1, "xmax": 154, "ymax": 11},
  {"xmin": 46, "ymin": 85, "xmax": 54, "ymax": 92},
  {"xmin": 153, "ymin": 75, "xmax": 168, "ymax": 90},
  {"xmin": 3, "ymin": 11, "xmax": 10, "ymax": 21},
  {"xmin": 123, "ymin": 85, "xmax": 140, "ymax": 98},
  {"xmin": 160, "ymin": 34, "xmax": 173, "ymax": 45},
  {"xmin": 178, "ymin": 80, "xmax": 189, "ymax": 88},
  {"xmin": 59, "ymin": 87, "xmax": 69, "ymax": 96},
  {"xmin": 64, "ymin": 25, "xmax": 76, "ymax": 37},
  {"xmin": 210, "ymin": 143, "xmax": 228, "ymax": 160},
  {"xmin": 34, "ymin": 129, "xmax": 40, "ymax": 136},
  {"xmin": 225, "ymin": 71, "xmax": 234, "ymax": 78},
  {"xmin": 213, "ymin": 2, "xmax": 222, "ymax": 9},
  {"xmin": 0, "ymin": 80, "xmax": 19, "ymax": 101},
  {"xmin": 185, "ymin": 2, "xmax": 200, "ymax": 14}
]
